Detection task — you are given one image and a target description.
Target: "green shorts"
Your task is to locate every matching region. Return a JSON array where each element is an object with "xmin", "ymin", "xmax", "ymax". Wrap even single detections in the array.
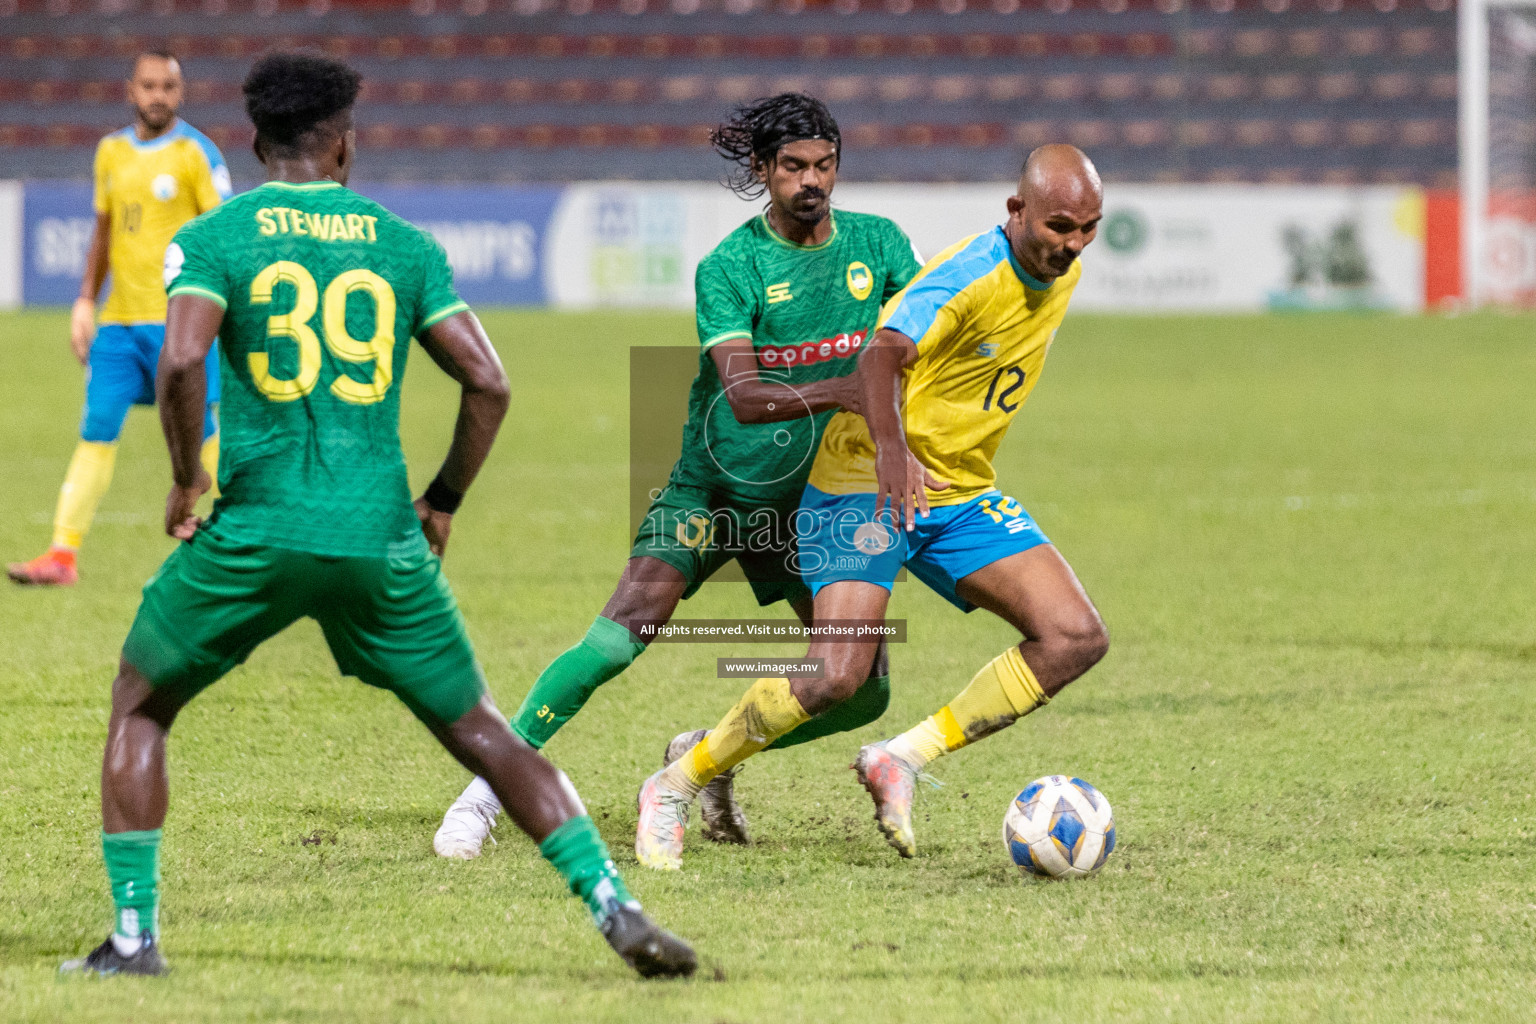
[
  {"xmin": 122, "ymin": 526, "xmax": 487, "ymax": 727},
  {"xmin": 631, "ymin": 482, "xmax": 811, "ymax": 608}
]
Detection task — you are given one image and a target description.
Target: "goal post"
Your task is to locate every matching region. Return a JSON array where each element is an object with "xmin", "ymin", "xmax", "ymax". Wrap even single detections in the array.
[{"xmin": 1460, "ymin": 0, "xmax": 1536, "ymax": 306}]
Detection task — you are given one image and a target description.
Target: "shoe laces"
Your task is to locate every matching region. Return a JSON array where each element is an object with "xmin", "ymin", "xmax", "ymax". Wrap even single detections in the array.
[
  {"xmin": 469, "ymin": 801, "xmax": 499, "ymax": 844},
  {"xmin": 443, "ymin": 799, "xmax": 498, "ymax": 844},
  {"xmin": 645, "ymin": 786, "xmax": 691, "ymax": 841}
]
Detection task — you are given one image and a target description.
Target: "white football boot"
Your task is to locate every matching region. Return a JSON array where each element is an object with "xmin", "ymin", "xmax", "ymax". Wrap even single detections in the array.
[
  {"xmin": 433, "ymin": 775, "xmax": 502, "ymax": 860},
  {"xmin": 635, "ymin": 767, "xmax": 692, "ymax": 870},
  {"xmin": 851, "ymin": 742, "xmax": 920, "ymax": 858}
]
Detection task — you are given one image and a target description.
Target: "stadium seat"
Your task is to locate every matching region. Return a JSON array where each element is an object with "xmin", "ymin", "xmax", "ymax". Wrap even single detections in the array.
[{"xmin": 0, "ymin": 0, "xmax": 1457, "ymax": 185}]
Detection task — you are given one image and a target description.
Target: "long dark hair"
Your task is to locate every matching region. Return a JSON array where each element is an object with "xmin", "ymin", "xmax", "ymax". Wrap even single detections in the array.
[{"xmin": 710, "ymin": 93, "xmax": 841, "ymax": 199}]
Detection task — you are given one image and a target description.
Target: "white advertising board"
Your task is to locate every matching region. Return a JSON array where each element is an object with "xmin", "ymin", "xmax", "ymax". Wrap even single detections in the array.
[
  {"xmin": 0, "ymin": 181, "xmax": 22, "ymax": 310},
  {"xmin": 5, "ymin": 180, "xmax": 1424, "ymax": 313},
  {"xmin": 543, "ymin": 182, "xmax": 1426, "ymax": 313},
  {"xmin": 543, "ymin": 183, "xmax": 743, "ymax": 309},
  {"xmin": 1073, "ymin": 185, "xmax": 1425, "ymax": 313}
]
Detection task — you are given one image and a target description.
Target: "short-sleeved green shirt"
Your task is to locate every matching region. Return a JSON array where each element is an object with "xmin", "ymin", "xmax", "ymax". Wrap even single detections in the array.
[
  {"xmin": 675, "ymin": 210, "xmax": 921, "ymax": 506},
  {"xmin": 165, "ymin": 179, "xmax": 468, "ymax": 558}
]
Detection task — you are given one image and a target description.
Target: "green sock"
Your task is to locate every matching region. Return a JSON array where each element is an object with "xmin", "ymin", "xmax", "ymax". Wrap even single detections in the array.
[
  {"xmin": 767, "ymin": 674, "xmax": 891, "ymax": 750},
  {"xmin": 539, "ymin": 816, "xmax": 636, "ymax": 927},
  {"xmin": 511, "ymin": 617, "xmax": 646, "ymax": 748},
  {"xmin": 102, "ymin": 829, "xmax": 161, "ymax": 939}
]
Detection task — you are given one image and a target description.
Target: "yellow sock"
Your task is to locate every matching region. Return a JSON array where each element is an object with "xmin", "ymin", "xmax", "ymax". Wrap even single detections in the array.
[
  {"xmin": 200, "ymin": 433, "xmax": 220, "ymax": 501},
  {"xmin": 51, "ymin": 440, "xmax": 118, "ymax": 551},
  {"xmin": 887, "ymin": 647, "xmax": 1048, "ymax": 769},
  {"xmin": 669, "ymin": 678, "xmax": 810, "ymax": 796}
]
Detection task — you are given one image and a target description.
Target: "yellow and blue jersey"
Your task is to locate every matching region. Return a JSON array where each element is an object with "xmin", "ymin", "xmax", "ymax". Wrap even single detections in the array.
[
  {"xmin": 807, "ymin": 225, "xmax": 1082, "ymax": 506},
  {"xmin": 93, "ymin": 119, "xmax": 231, "ymax": 325}
]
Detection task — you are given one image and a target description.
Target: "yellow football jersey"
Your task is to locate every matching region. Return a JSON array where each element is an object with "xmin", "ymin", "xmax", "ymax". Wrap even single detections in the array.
[
  {"xmin": 808, "ymin": 226, "xmax": 1082, "ymax": 506},
  {"xmin": 93, "ymin": 119, "xmax": 231, "ymax": 324}
]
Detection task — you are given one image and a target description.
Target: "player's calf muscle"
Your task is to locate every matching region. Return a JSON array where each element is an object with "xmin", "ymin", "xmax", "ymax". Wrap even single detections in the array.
[{"xmin": 601, "ymin": 557, "xmax": 687, "ymax": 640}]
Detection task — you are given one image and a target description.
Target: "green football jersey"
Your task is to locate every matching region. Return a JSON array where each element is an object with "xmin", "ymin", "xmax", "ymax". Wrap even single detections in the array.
[
  {"xmin": 165, "ymin": 179, "xmax": 468, "ymax": 558},
  {"xmin": 676, "ymin": 210, "xmax": 921, "ymax": 505}
]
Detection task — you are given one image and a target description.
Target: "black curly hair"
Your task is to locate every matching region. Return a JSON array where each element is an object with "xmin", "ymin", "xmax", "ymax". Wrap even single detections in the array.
[
  {"xmin": 710, "ymin": 93, "xmax": 841, "ymax": 199},
  {"xmin": 242, "ymin": 51, "xmax": 362, "ymax": 159}
]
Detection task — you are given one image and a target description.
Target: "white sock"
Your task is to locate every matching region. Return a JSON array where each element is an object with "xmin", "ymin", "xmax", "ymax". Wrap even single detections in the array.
[
  {"xmin": 886, "ymin": 720, "xmax": 947, "ymax": 770},
  {"xmin": 110, "ymin": 932, "xmax": 145, "ymax": 956},
  {"xmin": 659, "ymin": 760, "xmax": 704, "ymax": 801}
]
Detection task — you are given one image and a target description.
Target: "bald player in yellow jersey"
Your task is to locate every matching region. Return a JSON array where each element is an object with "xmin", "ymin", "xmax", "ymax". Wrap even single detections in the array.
[
  {"xmin": 9, "ymin": 51, "xmax": 228, "ymax": 586},
  {"xmin": 636, "ymin": 145, "xmax": 1107, "ymax": 869}
]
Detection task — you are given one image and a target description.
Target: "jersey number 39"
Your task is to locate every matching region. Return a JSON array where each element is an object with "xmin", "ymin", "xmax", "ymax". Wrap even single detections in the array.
[{"xmin": 249, "ymin": 260, "xmax": 396, "ymax": 406}]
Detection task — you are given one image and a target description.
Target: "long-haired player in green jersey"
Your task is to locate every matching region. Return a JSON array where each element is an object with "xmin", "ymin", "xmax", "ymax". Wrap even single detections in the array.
[
  {"xmin": 60, "ymin": 51, "xmax": 695, "ymax": 980},
  {"xmin": 434, "ymin": 94, "xmax": 923, "ymax": 859}
]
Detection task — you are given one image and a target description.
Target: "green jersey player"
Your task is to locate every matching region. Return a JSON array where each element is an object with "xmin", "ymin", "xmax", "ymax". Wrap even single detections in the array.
[
  {"xmin": 434, "ymin": 94, "xmax": 922, "ymax": 859},
  {"xmin": 60, "ymin": 52, "xmax": 694, "ymax": 980}
]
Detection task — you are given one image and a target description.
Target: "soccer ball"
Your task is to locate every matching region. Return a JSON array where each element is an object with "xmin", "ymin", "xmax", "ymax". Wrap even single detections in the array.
[{"xmin": 1002, "ymin": 775, "xmax": 1116, "ymax": 879}]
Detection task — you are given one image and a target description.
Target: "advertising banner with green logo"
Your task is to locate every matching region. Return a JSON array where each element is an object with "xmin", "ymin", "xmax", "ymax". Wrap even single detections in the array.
[
  {"xmin": 3, "ymin": 180, "xmax": 1426, "ymax": 313},
  {"xmin": 830, "ymin": 184, "xmax": 1426, "ymax": 313}
]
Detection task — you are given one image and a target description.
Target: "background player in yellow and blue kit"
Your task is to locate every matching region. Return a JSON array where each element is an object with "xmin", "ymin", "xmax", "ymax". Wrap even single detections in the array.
[
  {"xmin": 637, "ymin": 145, "xmax": 1109, "ymax": 870},
  {"xmin": 8, "ymin": 51, "xmax": 229, "ymax": 587}
]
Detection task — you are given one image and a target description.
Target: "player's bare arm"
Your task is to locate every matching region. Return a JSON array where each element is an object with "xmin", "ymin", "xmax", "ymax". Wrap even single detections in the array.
[
  {"xmin": 413, "ymin": 310, "xmax": 511, "ymax": 556},
  {"xmin": 709, "ymin": 338, "xmax": 863, "ymax": 422},
  {"xmin": 71, "ymin": 212, "xmax": 110, "ymax": 364},
  {"xmin": 156, "ymin": 292, "xmax": 220, "ymax": 539},
  {"xmin": 860, "ymin": 328, "xmax": 947, "ymax": 531}
]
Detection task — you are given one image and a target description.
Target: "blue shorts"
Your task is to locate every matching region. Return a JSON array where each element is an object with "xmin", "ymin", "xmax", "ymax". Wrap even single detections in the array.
[
  {"xmin": 798, "ymin": 485, "xmax": 1051, "ymax": 611},
  {"xmin": 82, "ymin": 323, "xmax": 219, "ymax": 443}
]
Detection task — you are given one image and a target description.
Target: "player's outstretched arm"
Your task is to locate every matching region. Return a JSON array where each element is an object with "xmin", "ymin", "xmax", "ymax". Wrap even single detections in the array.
[
  {"xmin": 413, "ymin": 310, "xmax": 511, "ymax": 556},
  {"xmin": 70, "ymin": 211, "xmax": 110, "ymax": 364},
  {"xmin": 860, "ymin": 328, "xmax": 947, "ymax": 532},
  {"xmin": 709, "ymin": 338, "xmax": 864, "ymax": 423},
  {"xmin": 157, "ymin": 293, "xmax": 221, "ymax": 539}
]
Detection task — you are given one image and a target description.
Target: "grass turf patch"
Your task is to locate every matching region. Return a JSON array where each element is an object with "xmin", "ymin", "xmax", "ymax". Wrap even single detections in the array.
[{"xmin": 1, "ymin": 309, "xmax": 1534, "ymax": 1022}]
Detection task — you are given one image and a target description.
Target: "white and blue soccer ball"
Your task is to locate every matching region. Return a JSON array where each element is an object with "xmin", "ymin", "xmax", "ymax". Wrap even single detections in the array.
[{"xmin": 1002, "ymin": 775, "xmax": 1116, "ymax": 879}]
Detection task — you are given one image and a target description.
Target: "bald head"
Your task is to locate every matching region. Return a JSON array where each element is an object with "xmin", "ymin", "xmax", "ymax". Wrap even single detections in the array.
[
  {"xmin": 1020, "ymin": 144, "xmax": 1102, "ymax": 208},
  {"xmin": 1004, "ymin": 144, "xmax": 1103, "ymax": 283}
]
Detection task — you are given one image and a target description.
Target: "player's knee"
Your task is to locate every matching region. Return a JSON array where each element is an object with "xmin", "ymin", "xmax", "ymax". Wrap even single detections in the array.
[
  {"xmin": 797, "ymin": 669, "xmax": 863, "ymax": 714},
  {"xmin": 1050, "ymin": 612, "xmax": 1109, "ymax": 679},
  {"xmin": 106, "ymin": 661, "xmax": 178, "ymax": 748}
]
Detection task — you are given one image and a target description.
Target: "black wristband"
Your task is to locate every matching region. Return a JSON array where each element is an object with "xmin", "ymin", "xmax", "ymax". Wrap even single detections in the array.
[{"xmin": 422, "ymin": 475, "xmax": 464, "ymax": 515}]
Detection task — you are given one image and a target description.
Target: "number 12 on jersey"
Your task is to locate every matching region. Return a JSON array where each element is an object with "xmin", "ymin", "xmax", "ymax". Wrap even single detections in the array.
[
  {"xmin": 249, "ymin": 259, "xmax": 397, "ymax": 406},
  {"xmin": 983, "ymin": 365, "xmax": 1026, "ymax": 413}
]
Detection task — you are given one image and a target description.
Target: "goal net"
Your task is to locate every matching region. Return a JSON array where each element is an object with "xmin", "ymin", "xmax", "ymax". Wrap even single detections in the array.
[{"xmin": 1462, "ymin": 0, "xmax": 1536, "ymax": 304}]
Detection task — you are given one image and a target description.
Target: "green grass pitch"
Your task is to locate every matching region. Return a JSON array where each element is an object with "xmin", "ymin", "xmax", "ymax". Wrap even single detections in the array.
[{"xmin": 1, "ymin": 307, "xmax": 1534, "ymax": 1022}]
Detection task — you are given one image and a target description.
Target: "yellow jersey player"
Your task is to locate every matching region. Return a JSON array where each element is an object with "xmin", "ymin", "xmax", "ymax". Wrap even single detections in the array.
[
  {"xmin": 636, "ymin": 145, "xmax": 1107, "ymax": 869},
  {"xmin": 9, "ymin": 50, "xmax": 229, "ymax": 586}
]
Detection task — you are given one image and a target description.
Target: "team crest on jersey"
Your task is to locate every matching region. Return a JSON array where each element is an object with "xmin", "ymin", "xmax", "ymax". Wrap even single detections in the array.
[
  {"xmin": 766, "ymin": 282, "xmax": 793, "ymax": 304},
  {"xmin": 846, "ymin": 261, "xmax": 873, "ymax": 301},
  {"xmin": 758, "ymin": 330, "xmax": 866, "ymax": 368},
  {"xmin": 151, "ymin": 173, "xmax": 178, "ymax": 202}
]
